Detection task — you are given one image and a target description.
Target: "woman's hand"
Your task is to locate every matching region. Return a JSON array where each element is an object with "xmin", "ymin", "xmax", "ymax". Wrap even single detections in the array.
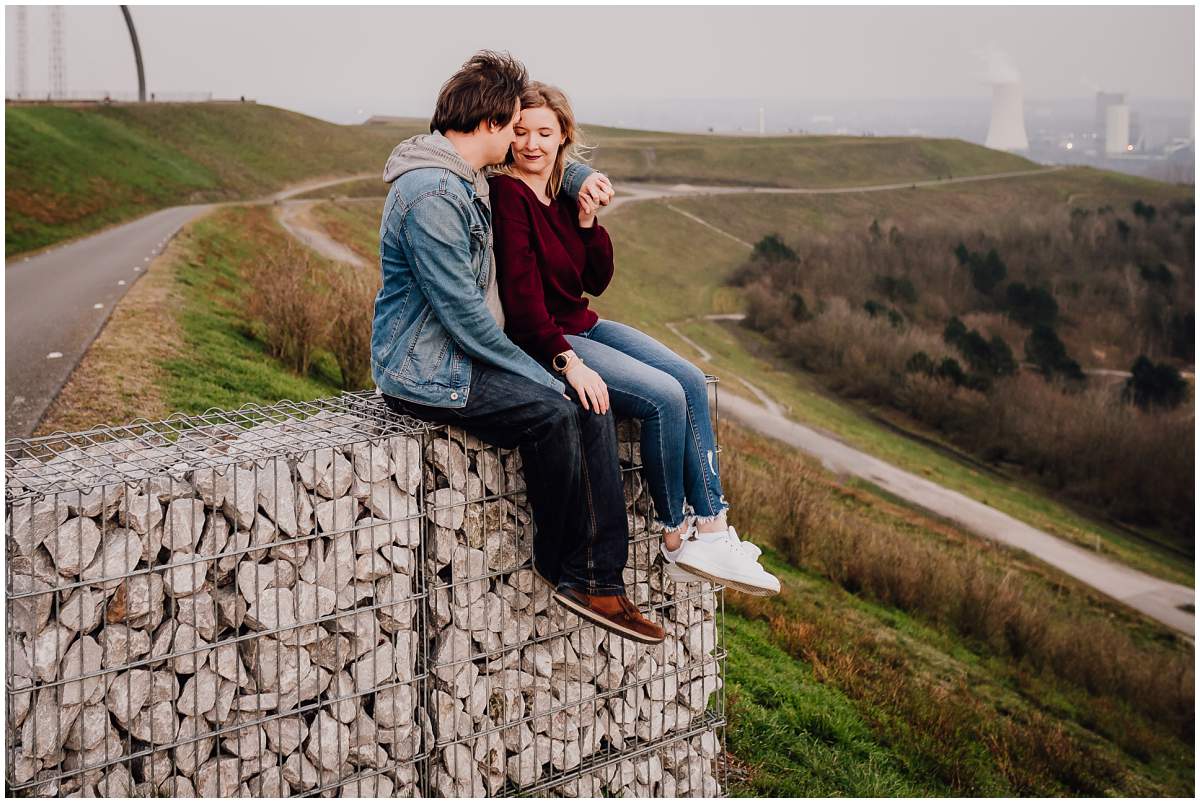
[
  {"xmin": 578, "ymin": 173, "xmax": 614, "ymax": 225},
  {"xmin": 565, "ymin": 361, "xmax": 610, "ymax": 414}
]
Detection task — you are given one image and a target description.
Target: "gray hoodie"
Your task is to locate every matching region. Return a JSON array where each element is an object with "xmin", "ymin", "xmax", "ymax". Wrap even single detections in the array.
[{"xmin": 382, "ymin": 132, "xmax": 505, "ymax": 327}]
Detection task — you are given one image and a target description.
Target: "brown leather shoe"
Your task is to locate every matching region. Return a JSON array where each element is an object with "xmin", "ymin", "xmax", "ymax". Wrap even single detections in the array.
[{"xmin": 553, "ymin": 587, "xmax": 666, "ymax": 644}]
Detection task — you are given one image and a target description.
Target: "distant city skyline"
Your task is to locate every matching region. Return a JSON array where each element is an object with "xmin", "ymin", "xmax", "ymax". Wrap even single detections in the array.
[{"xmin": 4, "ymin": 5, "xmax": 1194, "ymax": 125}]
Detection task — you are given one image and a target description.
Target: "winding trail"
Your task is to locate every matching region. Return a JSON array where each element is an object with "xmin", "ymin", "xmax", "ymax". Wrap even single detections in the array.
[{"xmin": 714, "ymin": 388, "xmax": 1195, "ymax": 635}]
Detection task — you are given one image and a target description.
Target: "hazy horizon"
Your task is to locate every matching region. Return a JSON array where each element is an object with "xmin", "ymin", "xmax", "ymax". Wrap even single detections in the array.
[{"xmin": 4, "ymin": 5, "xmax": 1194, "ymax": 126}]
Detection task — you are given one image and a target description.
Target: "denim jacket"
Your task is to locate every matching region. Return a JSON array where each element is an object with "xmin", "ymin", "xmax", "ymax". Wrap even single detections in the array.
[{"xmin": 371, "ymin": 133, "xmax": 594, "ymax": 407}]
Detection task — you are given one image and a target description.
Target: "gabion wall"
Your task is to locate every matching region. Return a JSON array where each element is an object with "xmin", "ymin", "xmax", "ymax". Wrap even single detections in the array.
[{"xmin": 5, "ymin": 390, "xmax": 726, "ymax": 797}]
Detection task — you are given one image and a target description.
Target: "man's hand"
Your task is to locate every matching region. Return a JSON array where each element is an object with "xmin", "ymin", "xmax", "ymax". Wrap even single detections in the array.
[{"xmin": 577, "ymin": 173, "xmax": 614, "ymax": 218}]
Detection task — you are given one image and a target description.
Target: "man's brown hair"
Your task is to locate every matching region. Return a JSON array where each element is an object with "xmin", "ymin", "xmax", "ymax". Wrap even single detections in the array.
[{"xmin": 430, "ymin": 51, "xmax": 528, "ymax": 135}]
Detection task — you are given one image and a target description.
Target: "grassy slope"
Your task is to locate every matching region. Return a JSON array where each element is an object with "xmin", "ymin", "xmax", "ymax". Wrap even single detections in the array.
[
  {"xmin": 583, "ymin": 127, "xmax": 1038, "ymax": 187},
  {"xmin": 4, "ymin": 103, "xmax": 426, "ymax": 255},
  {"xmin": 161, "ymin": 205, "xmax": 344, "ymax": 412},
  {"xmin": 147, "ymin": 198, "xmax": 1189, "ymax": 796}
]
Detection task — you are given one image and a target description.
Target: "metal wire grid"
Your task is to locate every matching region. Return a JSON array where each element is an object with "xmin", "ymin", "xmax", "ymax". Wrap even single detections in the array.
[
  {"xmin": 8, "ymin": 395, "xmax": 431, "ymax": 796},
  {"xmin": 4, "ymin": 391, "xmax": 432, "ymax": 504},
  {"xmin": 6, "ymin": 383, "xmax": 728, "ymax": 797}
]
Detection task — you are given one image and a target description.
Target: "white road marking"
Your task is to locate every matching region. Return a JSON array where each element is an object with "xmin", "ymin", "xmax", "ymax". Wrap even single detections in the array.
[
  {"xmin": 117, "ymin": 280, "xmax": 127, "ymax": 286},
  {"xmin": 93, "ymin": 303, "xmax": 103, "ymax": 309},
  {"xmin": 46, "ymin": 352, "xmax": 63, "ymax": 359}
]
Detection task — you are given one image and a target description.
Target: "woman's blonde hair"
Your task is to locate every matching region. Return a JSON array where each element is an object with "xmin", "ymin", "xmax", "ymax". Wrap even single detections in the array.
[{"xmin": 498, "ymin": 81, "xmax": 592, "ymax": 200}]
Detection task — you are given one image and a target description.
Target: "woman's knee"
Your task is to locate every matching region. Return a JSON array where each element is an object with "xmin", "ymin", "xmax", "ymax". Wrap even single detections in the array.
[
  {"xmin": 676, "ymin": 363, "xmax": 710, "ymax": 401},
  {"xmin": 649, "ymin": 376, "xmax": 688, "ymax": 420}
]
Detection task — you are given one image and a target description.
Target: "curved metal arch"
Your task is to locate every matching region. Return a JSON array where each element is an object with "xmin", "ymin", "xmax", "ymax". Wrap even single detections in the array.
[{"xmin": 120, "ymin": 5, "xmax": 146, "ymax": 102}]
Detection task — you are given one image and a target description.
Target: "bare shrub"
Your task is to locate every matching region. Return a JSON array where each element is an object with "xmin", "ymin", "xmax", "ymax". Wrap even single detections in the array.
[
  {"xmin": 323, "ymin": 263, "xmax": 380, "ymax": 390},
  {"xmin": 243, "ymin": 243, "xmax": 333, "ymax": 375}
]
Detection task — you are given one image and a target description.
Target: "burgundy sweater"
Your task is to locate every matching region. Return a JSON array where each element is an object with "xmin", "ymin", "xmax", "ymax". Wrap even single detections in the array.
[{"xmin": 489, "ymin": 174, "xmax": 615, "ymax": 363}]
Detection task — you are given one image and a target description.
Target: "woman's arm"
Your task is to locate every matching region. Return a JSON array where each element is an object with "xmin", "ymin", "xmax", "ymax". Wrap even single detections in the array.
[{"xmin": 578, "ymin": 221, "xmax": 615, "ymax": 296}]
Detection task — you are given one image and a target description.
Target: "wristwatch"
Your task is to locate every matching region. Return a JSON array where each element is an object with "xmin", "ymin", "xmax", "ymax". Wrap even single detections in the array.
[{"xmin": 552, "ymin": 350, "xmax": 577, "ymax": 373}]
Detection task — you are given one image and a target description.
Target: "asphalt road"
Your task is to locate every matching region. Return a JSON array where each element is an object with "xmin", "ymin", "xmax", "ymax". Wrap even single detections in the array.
[{"xmin": 4, "ymin": 174, "xmax": 373, "ymax": 439}]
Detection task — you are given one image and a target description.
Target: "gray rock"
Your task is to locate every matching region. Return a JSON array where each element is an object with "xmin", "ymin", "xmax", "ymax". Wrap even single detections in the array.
[
  {"xmin": 364, "ymin": 479, "xmax": 417, "ymax": 522},
  {"xmin": 389, "ymin": 436, "xmax": 423, "ymax": 494},
  {"xmin": 9, "ymin": 496, "xmax": 72, "ymax": 555},
  {"xmin": 257, "ymin": 460, "xmax": 300, "ymax": 536},
  {"xmin": 59, "ymin": 636, "xmax": 104, "ymax": 706},
  {"xmin": 162, "ymin": 499, "xmax": 207, "ymax": 552},
  {"xmin": 119, "ymin": 492, "xmax": 164, "ymax": 535},
  {"xmin": 315, "ymin": 496, "xmax": 359, "ymax": 535},
  {"xmin": 429, "ymin": 488, "xmax": 467, "ymax": 530},
  {"xmin": 177, "ymin": 667, "xmax": 220, "ymax": 717},
  {"xmin": 220, "ymin": 467, "xmax": 258, "ymax": 529},
  {"xmin": 192, "ymin": 465, "xmax": 231, "ymax": 509},
  {"xmin": 43, "ymin": 517, "xmax": 102, "ymax": 577},
  {"xmin": 99, "ymin": 624, "xmax": 151, "ymax": 668},
  {"xmin": 59, "ymin": 587, "xmax": 103, "ymax": 633},
  {"xmin": 80, "ymin": 529, "xmax": 143, "ymax": 589},
  {"xmin": 304, "ymin": 710, "xmax": 350, "ymax": 770},
  {"xmin": 350, "ymin": 440, "xmax": 391, "ymax": 483},
  {"xmin": 105, "ymin": 669, "xmax": 151, "ymax": 726}
]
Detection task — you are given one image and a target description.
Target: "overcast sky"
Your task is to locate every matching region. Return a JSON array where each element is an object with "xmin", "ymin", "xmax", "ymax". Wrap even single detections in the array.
[{"xmin": 5, "ymin": 4, "xmax": 1194, "ymax": 124}]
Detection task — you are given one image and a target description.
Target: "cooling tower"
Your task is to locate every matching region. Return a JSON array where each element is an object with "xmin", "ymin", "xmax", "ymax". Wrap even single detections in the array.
[
  {"xmin": 1105, "ymin": 104, "xmax": 1130, "ymax": 154},
  {"xmin": 985, "ymin": 82, "xmax": 1029, "ymax": 152}
]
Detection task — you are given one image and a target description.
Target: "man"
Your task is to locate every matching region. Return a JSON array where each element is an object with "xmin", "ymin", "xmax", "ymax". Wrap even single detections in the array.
[{"xmin": 372, "ymin": 51, "xmax": 664, "ymax": 644}]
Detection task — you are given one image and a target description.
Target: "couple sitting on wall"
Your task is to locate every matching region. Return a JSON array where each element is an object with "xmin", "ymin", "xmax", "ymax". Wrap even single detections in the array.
[{"xmin": 371, "ymin": 51, "xmax": 780, "ymax": 645}]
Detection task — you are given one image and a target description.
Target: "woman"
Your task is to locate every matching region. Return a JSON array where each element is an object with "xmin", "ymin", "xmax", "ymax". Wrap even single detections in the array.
[{"xmin": 489, "ymin": 82, "xmax": 779, "ymax": 596}]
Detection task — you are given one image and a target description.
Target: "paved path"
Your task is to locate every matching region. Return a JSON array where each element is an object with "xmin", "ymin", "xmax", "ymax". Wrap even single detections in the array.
[
  {"xmin": 5, "ymin": 174, "xmax": 373, "ymax": 438},
  {"xmin": 714, "ymin": 389, "xmax": 1194, "ymax": 635},
  {"xmin": 275, "ymin": 201, "xmax": 368, "ymax": 268}
]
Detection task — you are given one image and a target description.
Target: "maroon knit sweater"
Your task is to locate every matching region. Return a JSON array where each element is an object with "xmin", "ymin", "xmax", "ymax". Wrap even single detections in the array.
[{"xmin": 489, "ymin": 174, "xmax": 615, "ymax": 363}]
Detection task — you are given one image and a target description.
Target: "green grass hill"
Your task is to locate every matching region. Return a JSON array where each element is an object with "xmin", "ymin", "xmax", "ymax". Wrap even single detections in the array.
[{"xmin": 4, "ymin": 102, "xmax": 427, "ymax": 256}]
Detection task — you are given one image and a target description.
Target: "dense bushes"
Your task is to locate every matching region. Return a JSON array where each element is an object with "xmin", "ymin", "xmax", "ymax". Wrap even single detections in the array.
[{"xmin": 729, "ymin": 215, "xmax": 1194, "ymax": 545}]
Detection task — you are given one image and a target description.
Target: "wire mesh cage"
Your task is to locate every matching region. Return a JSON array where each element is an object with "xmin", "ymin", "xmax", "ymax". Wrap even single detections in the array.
[{"xmin": 5, "ymin": 388, "xmax": 727, "ymax": 797}]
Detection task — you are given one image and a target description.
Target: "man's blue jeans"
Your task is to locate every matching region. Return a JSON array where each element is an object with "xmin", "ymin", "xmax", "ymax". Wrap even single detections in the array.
[
  {"xmin": 383, "ymin": 364, "xmax": 628, "ymax": 596},
  {"xmin": 566, "ymin": 320, "xmax": 728, "ymax": 530}
]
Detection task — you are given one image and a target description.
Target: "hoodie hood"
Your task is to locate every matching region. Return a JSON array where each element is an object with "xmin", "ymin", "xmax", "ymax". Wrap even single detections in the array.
[{"xmin": 382, "ymin": 132, "xmax": 490, "ymax": 203}]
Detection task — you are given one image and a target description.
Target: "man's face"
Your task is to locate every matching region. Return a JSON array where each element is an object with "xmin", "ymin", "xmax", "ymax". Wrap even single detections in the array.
[{"xmin": 482, "ymin": 99, "xmax": 522, "ymax": 167}]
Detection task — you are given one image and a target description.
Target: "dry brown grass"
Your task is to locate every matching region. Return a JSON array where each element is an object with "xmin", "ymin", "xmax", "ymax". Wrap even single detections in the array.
[
  {"xmin": 243, "ymin": 242, "xmax": 334, "ymax": 376},
  {"xmin": 721, "ymin": 420, "xmax": 1194, "ymax": 747},
  {"xmin": 34, "ymin": 233, "xmax": 191, "ymax": 434},
  {"xmin": 323, "ymin": 263, "xmax": 380, "ymax": 391}
]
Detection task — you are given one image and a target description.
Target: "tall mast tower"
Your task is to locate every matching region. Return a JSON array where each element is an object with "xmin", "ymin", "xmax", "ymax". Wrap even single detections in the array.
[
  {"xmin": 15, "ymin": 6, "xmax": 29, "ymax": 99},
  {"xmin": 49, "ymin": 5, "xmax": 66, "ymax": 99}
]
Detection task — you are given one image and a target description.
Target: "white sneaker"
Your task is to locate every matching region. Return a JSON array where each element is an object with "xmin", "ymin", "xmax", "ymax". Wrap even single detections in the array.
[
  {"xmin": 724, "ymin": 525, "xmax": 763, "ymax": 561},
  {"xmin": 674, "ymin": 529, "xmax": 780, "ymax": 596},
  {"xmin": 661, "ymin": 538, "xmax": 704, "ymax": 585}
]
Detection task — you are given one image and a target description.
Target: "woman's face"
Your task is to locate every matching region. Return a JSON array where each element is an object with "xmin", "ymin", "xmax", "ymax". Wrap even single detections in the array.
[{"xmin": 512, "ymin": 105, "xmax": 564, "ymax": 177}]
